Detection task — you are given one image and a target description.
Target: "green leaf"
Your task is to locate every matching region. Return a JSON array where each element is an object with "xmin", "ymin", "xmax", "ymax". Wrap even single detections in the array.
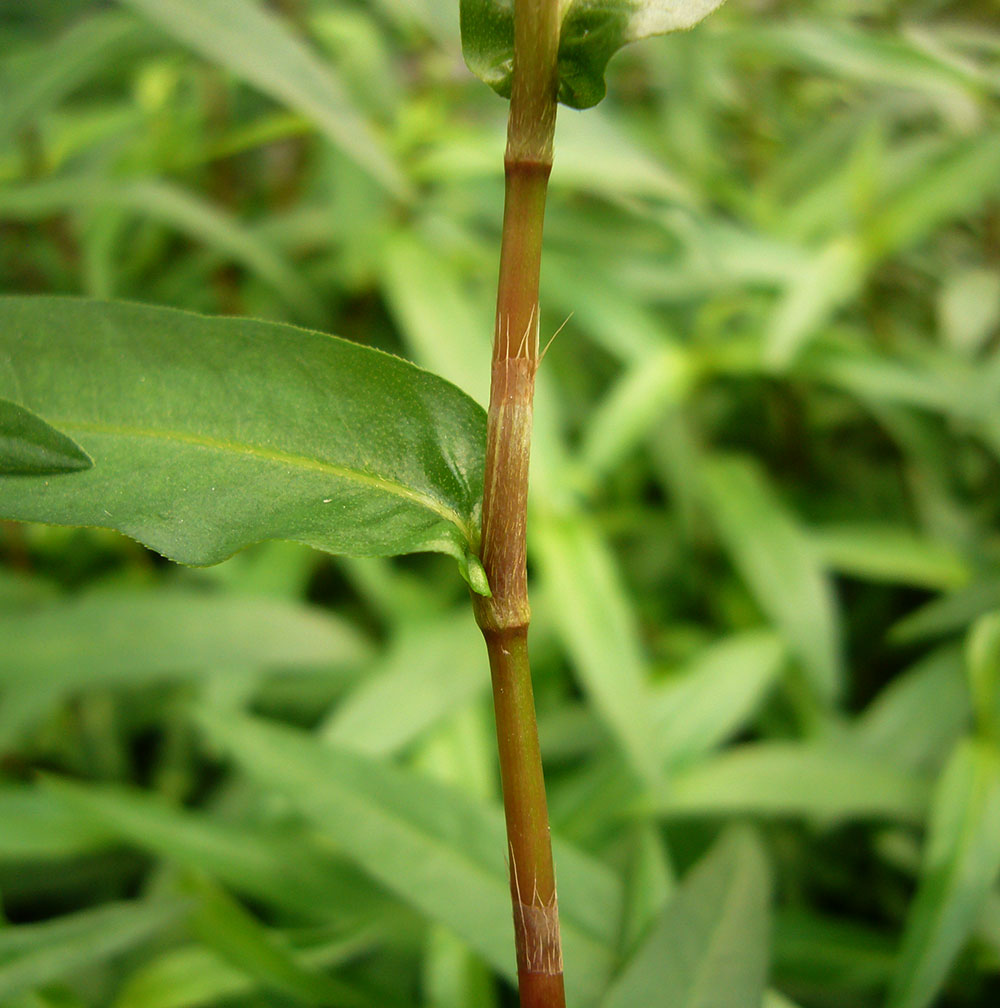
[
  {"xmin": 535, "ymin": 512, "xmax": 662, "ymax": 784},
  {"xmin": 118, "ymin": 0, "xmax": 407, "ymax": 196},
  {"xmin": 700, "ymin": 456, "xmax": 843, "ymax": 705},
  {"xmin": 43, "ymin": 778, "xmax": 389, "ymax": 926},
  {"xmin": 809, "ymin": 523, "xmax": 970, "ymax": 591},
  {"xmin": 113, "ymin": 929, "xmax": 378, "ymax": 1008},
  {"xmin": 461, "ymin": 0, "xmax": 727, "ymax": 110},
  {"xmin": 601, "ymin": 827, "xmax": 771, "ymax": 1008},
  {"xmin": 196, "ymin": 710, "xmax": 623, "ymax": 1007},
  {"xmin": 459, "ymin": 0, "xmax": 514, "ymax": 103},
  {"xmin": 652, "ymin": 631, "xmax": 784, "ymax": 770},
  {"xmin": 558, "ymin": 0, "xmax": 730, "ymax": 108},
  {"xmin": 321, "ymin": 610, "xmax": 488, "ymax": 756},
  {"xmin": 0, "ymin": 12, "xmax": 145, "ymax": 147},
  {"xmin": 0, "ymin": 179, "xmax": 321, "ymax": 318},
  {"xmin": 886, "ymin": 739, "xmax": 1000, "ymax": 1008},
  {"xmin": 576, "ymin": 344, "xmax": 691, "ymax": 492},
  {"xmin": 0, "ymin": 901, "xmax": 186, "ymax": 1002},
  {"xmin": 855, "ymin": 648, "xmax": 969, "ymax": 773},
  {"xmin": 648, "ymin": 742, "xmax": 930, "ymax": 823},
  {"xmin": 179, "ymin": 874, "xmax": 362, "ymax": 1007},
  {"xmin": 967, "ymin": 612, "xmax": 1000, "ymax": 743},
  {"xmin": 0, "ymin": 587, "xmax": 370, "ymax": 745},
  {"xmin": 891, "ymin": 579, "xmax": 1000, "ymax": 645},
  {"xmin": 772, "ymin": 911, "xmax": 896, "ymax": 997},
  {"xmin": 0, "ymin": 398, "xmax": 92, "ymax": 475},
  {"xmin": 0, "ymin": 297, "xmax": 487, "ymax": 591},
  {"xmin": 0, "ymin": 787, "xmax": 110, "ymax": 862},
  {"xmin": 868, "ymin": 133, "xmax": 1000, "ymax": 261}
]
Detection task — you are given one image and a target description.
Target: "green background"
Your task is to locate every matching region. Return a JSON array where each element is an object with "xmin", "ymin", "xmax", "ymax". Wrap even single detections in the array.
[{"xmin": 1, "ymin": 1, "xmax": 999, "ymax": 1006}]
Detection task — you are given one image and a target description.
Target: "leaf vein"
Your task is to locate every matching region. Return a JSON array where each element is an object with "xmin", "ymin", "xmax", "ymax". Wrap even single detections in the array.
[{"xmin": 51, "ymin": 418, "xmax": 474, "ymax": 543}]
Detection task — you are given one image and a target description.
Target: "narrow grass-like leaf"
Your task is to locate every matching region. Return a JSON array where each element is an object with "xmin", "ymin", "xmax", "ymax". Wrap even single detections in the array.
[
  {"xmin": 577, "ymin": 345, "xmax": 691, "ymax": 492},
  {"xmin": 764, "ymin": 237, "xmax": 862, "ymax": 367},
  {"xmin": 601, "ymin": 827, "xmax": 770, "ymax": 1008},
  {"xmin": 197, "ymin": 710, "xmax": 622, "ymax": 1006},
  {"xmin": 114, "ymin": 929, "xmax": 378, "ymax": 1008},
  {"xmin": 322, "ymin": 610, "xmax": 487, "ymax": 756},
  {"xmin": 810, "ymin": 523, "xmax": 970, "ymax": 591},
  {"xmin": 0, "ymin": 902, "xmax": 186, "ymax": 1002},
  {"xmin": 967, "ymin": 612, "xmax": 1000, "ymax": 743},
  {"xmin": 773, "ymin": 909, "xmax": 897, "ymax": 996},
  {"xmin": 179, "ymin": 873, "xmax": 363, "ymax": 1006},
  {"xmin": 618, "ymin": 825, "xmax": 673, "ymax": 953},
  {"xmin": 741, "ymin": 23, "xmax": 981, "ymax": 111},
  {"xmin": 0, "ymin": 589, "xmax": 370, "ymax": 744},
  {"xmin": 886, "ymin": 739, "xmax": 1000, "ymax": 1008},
  {"xmin": 0, "ymin": 12, "xmax": 145, "ymax": 147},
  {"xmin": 868, "ymin": 133, "xmax": 1000, "ymax": 260},
  {"xmin": 855, "ymin": 648, "xmax": 969, "ymax": 772},
  {"xmin": 0, "ymin": 398, "xmax": 91, "ymax": 475},
  {"xmin": 0, "ymin": 180, "xmax": 320, "ymax": 316},
  {"xmin": 43, "ymin": 778, "xmax": 392, "ymax": 926},
  {"xmin": 701, "ymin": 456, "xmax": 843, "ymax": 704},
  {"xmin": 891, "ymin": 580, "xmax": 1000, "ymax": 645},
  {"xmin": 649, "ymin": 743, "xmax": 930, "ymax": 823},
  {"xmin": 380, "ymin": 232, "xmax": 491, "ymax": 407},
  {"xmin": 118, "ymin": 0, "xmax": 406, "ymax": 196},
  {"xmin": 0, "ymin": 298, "xmax": 487, "ymax": 590},
  {"xmin": 652, "ymin": 631, "xmax": 784, "ymax": 770},
  {"xmin": 0, "ymin": 787, "xmax": 111, "ymax": 861},
  {"xmin": 535, "ymin": 512, "xmax": 662, "ymax": 784}
]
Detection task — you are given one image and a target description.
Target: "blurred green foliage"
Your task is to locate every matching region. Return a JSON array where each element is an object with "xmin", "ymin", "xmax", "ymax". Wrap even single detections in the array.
[{"xmin": 2, "ymin": 0, "xmax": 1000, "ymax": 1006}]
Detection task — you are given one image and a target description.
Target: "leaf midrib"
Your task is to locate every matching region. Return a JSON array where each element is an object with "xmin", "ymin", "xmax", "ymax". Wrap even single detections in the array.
[
  {"xmin": 50, "ymin": 417, "xmax": 474, "ymax": 543},
  {"xmin": 683, "ymin": 859, "xmax": 758, "ymax": 1008}
]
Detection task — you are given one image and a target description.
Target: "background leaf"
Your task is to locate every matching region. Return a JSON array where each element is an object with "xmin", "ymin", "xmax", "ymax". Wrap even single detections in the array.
[
  {"xmin": 558, "ymin": 0, "xmax": 730, "ymax": 108},
  {"xmin": 198, "ymin": 709, "xmax": 623, "ymax": 1007},
  {"xmin": 118, "ymin": 0, "xmax": 407, "ymax": 196},
  {"xmin": 0, "ymin": 902, "xmax": 186, "ymax": 1002},
  {"xmin": 886, "ymin": 739, "xmax": 1000, "ymax": 1008},
  {"xmin": 601, "ymin": 827, "xmax": 771, "ymax": 1008},
  {"xmin": 700, "ymin": 456, "xmax": 843, "ymax": 705},
  {"xmin": 650, "ymin": 743, "xmax": 930, "ymax": 823},
  {"xmin": 0, "ymin": 588, "xmax": 369, "ymax": 744}
]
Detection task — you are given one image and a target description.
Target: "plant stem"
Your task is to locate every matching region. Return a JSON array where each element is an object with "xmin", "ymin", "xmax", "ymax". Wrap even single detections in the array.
[{"xmin": 472, "ymin": 1, "xmax": 563, "ymax": 1006}]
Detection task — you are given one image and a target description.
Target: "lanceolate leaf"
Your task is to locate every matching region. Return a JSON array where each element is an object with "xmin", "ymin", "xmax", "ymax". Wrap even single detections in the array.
[
  {"xmin": 118, "ymin": 0, "xmax": 407, "ymax": 196},
  {"xmin": 601, "ymin": 827, "xmax": 771, "ymax": 1008},
  {"xmin": 461, "ymin": 0, "xmax": 727, "ymax": 109},
  {"xmin": 0, "ymin": 12, "xmax": 146, "ymax": 148},
  {"xmin": 0, "ymin": 298, "xmax": 488, "ymax": 591},
  {"xmin": 0, "ymin": 901, "xmax": 187, "ymax": 1002},
  {"xmin": 886, "ymin": 739, "xmax": 1000, "ymax": 1008},
  {"xmin": 0, "ymin": 589, "xmax": 371, "ymax": 745},
  {"xmin": 197, "ymin": 710, "xmax": 623, "ymax": 1006},
  {"xmin": 0, "ymin": 397, "xmax": 92, "ymax": 475},
  {"xmin": 700, "ymin": 456, "xmax": 843, "ymax": 705}
]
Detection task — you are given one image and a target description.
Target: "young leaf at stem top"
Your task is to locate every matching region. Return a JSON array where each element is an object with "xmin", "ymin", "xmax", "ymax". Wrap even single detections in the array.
[{"xmin": 461, "ymin": 0, "xmax": 728, "ymax": 109}]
